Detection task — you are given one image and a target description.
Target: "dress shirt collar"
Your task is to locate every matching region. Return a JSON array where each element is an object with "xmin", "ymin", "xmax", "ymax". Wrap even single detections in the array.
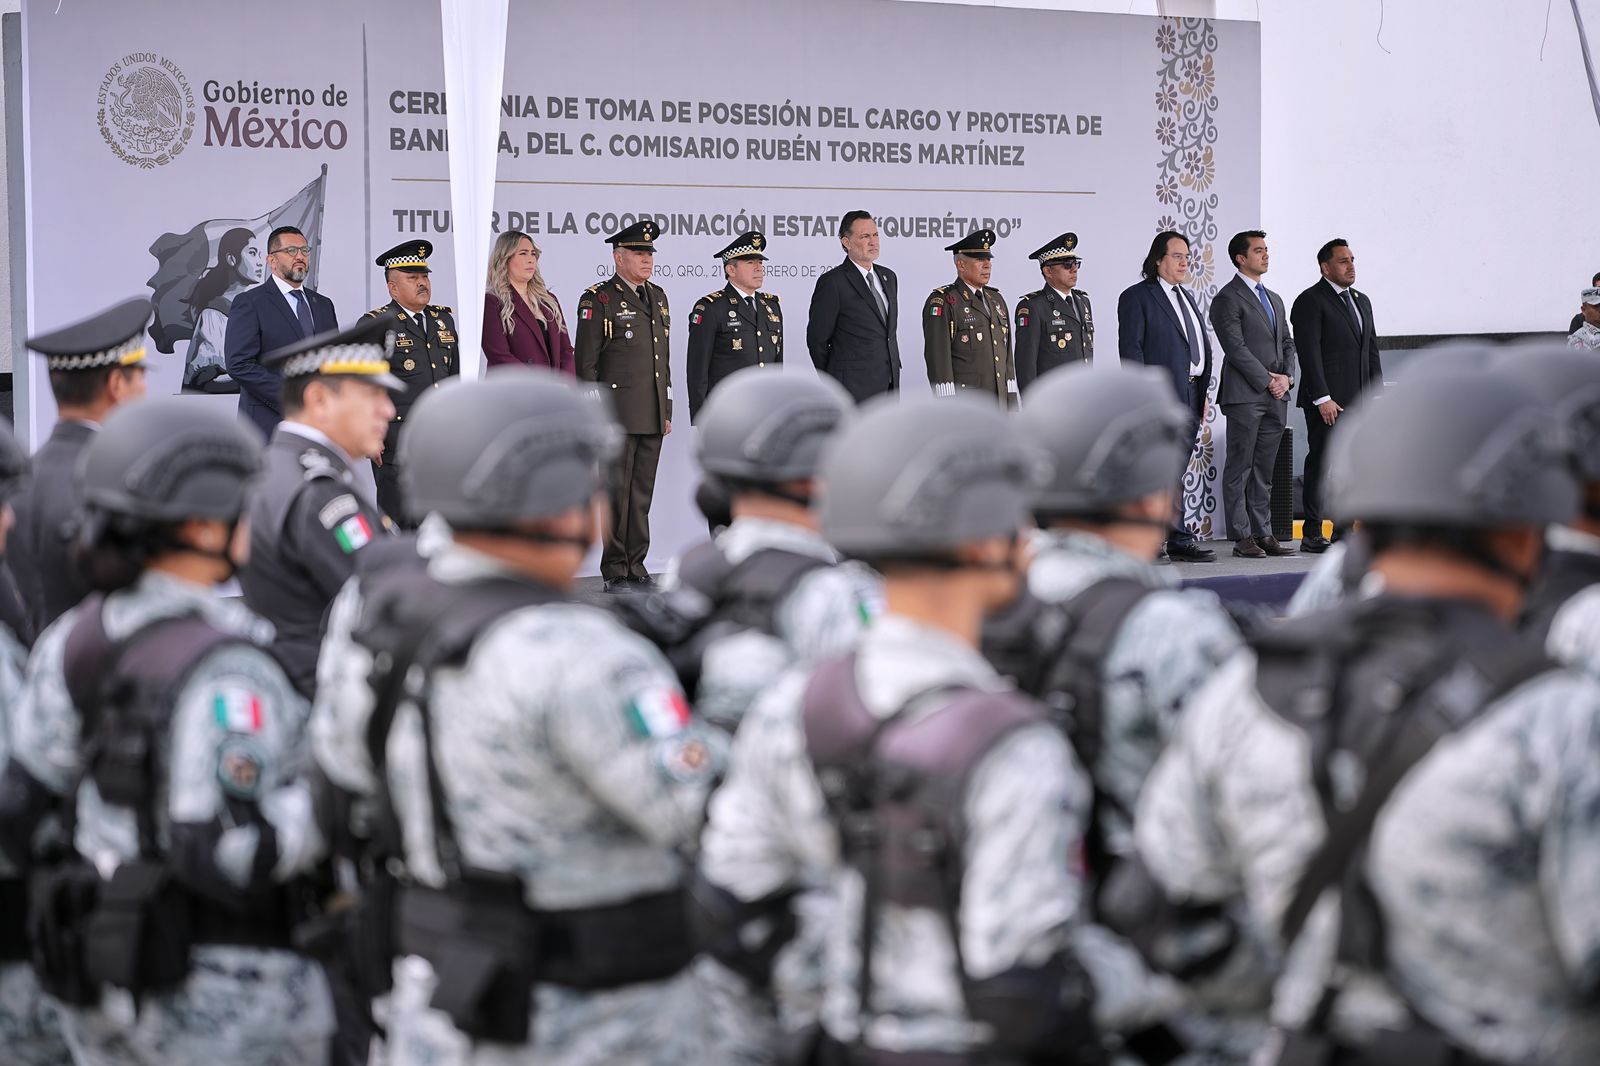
[{"xmin": 272, "ymin": 273, "xmax": 303, "ymax": 299}]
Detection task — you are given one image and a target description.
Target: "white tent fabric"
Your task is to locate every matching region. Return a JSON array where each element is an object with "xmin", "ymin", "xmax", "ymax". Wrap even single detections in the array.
[{"xmin": 440, "ymin": 0, "xmax": 509, "ymax": 380}]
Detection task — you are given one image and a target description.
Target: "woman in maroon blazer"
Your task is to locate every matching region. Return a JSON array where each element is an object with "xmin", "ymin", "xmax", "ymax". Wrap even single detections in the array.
[{"xmin": 482, "ymin": 230, "xmax": 576, "ymax": 374}]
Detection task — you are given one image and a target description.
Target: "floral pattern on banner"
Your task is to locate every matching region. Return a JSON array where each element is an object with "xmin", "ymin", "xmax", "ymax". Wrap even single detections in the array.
[{"xmin": 1156, "ymin": 17, "xmax": 1223, "ymax": 540}]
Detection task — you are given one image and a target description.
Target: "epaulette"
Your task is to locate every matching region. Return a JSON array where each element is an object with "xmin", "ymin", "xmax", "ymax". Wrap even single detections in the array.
[
  {"xmin": 928, "ymin": 283, "xmax": 952, "ymax": 298},
  {"xmin": 298, "ymin": 449, "xmax": 343, "ymax": 483},
  {"xmin": 1020, "ymin": 289, "xmax": 1044, "ymax": 303},
  {"xmin": 430, "ymin": 304, "xmax": 453, "ymax": 315},
  {"xmin": 363, "ymin": 305, "xmax": 392, "ymax": 318},
  {"xmin": 760, "ymin": 291, "xmax": 779, "ymax": 303},
  {"xmin": 1076, "ymin": 288, "xmax": 1091, "ymax": 300},
  {"xmin": 583, "ymin": 283, "xmax": 602, "ymax": 295}
]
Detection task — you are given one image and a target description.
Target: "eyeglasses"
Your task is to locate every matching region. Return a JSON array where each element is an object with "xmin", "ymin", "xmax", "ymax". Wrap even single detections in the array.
[
  {"xmin": 1050, "ymin": 260, "xmax": 1081, "ymax": 269},
  {"xmin": 271, "ymin": 245, "xmax": 312, "ymax": 257}
]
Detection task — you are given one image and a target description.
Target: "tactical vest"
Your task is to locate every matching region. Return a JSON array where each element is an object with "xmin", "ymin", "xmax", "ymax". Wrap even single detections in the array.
[
  {"xmin": 801, "ymin": 654, "xmax": 1102, "ymax": 1065},
  {"xmin": 1252, "ymin": 597, "xmax": 1554, "ymax": 1066},
  {"xmin": 1519, "ymin": 548, "xmax": 1600, "ymax": 644},
  {"xmin": 614, "ymin": 542, "xmax": 829, "ymax": 702},
  {"xmin": 31, "ymin": 595, "xmax": 270, "ymax": 1005},
  {"xmin": 354, "ymin": 567, "xmax": 695, "ymax": 1043}
]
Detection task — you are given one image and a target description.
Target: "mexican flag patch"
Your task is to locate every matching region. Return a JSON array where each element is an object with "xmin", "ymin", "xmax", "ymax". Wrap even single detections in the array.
[
  {"xmin": 626, "ymin": 688, "xmax": 691, "ymax": 738},
  {"xmin": 929, "ymin": 303, "xmax": 943, "ymax": 317},
  {"xmin": 334, "ymin": 514, "xmax": 373, "ymax": 554},
  {"xmin": 580, "ymin": 306, "xmax": 593, "ymax": 320},
  {"xmin": 213, "ymin": 689, "xmax": 263, "ymax": 733}
]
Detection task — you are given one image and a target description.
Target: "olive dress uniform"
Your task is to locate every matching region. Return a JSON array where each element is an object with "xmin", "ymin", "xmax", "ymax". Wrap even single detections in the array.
[
  {"xmin": 922, "ymin": 231, "xmax": 1017, "ymax": 409},
  {"xmin": 574, "ymin": 220, "xmax": 672, "ymax": 584}
]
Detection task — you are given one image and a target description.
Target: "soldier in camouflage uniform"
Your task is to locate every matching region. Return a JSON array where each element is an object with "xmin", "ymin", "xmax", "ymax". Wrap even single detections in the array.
[
  {"xmin": 997, "ymin": 364, "xmax": 1254, "ymax": 1063},
  {"xmin": 1135, "ymin": 366, "xmax": 1600, "ymax": 1066},
  {"xmin": 0, "ymin": 418, "xmax": 70, "ymax": 1066},
  {"xmin": 663, "ymin": 367, "xmax": 881, "ymax": 732},
  {"xmin": 1567, "ymin": 287, "xmax": 1600, "ymax": 350},
  {"xmin": 922, "ymin": 229, "xmax": 1019, "ymax": 408},
  {"xmin": 0, "ymin": 398, "xmax": 333, "ymax": 1066},
  {"xmin": 700, "ymin": 395, "xmax": 1105, "ymax": 1063},
  {"xmin": 313, "ymin": 369, "xmax": 722, "ymax": 1066}
]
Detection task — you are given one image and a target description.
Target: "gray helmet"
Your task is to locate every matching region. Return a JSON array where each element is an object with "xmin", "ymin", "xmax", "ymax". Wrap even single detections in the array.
[
  {"xmin": 1325, "ymin": 370, "xmax": 1577, "ymax": 528},
  {"xmin": 0, "ymin": 417, "xmax": 28, "ymax": 503},
  {"xmin": 398, "ymin": 367, "xmax": 620, "ymax": 526},
  {"xmin": 819, "ymin": 394, "xmax": 1050, "ymax": 559},
  {"xmin": 1018, "ymin": 364, "xmax": 1192, "ymax": 515},
  {"xmin": 79, "ymin": 397, "xmax": 263, "ymax": 521},
  {"xmin": 1391, "ymin": 341, "xmax": 1499, "ymax": 383},
  {"xmin": 696, "ymin": 368, "xmax": 853, "ymax": 483},
  {"xmin": 1493, "ymin": 342, "xmax": 1600, "ymax": 483}
]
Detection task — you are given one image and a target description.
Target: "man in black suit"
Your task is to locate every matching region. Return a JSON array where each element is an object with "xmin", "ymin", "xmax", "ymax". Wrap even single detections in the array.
[
  {"xmin": 1290, "ymin": 239, "xmax": 1383, "ymax": 552},
  {"xmin": 1117, "ymin": 230, "xmax": 1215, "ymax": 562},
  {"xmin": 806, "ymin": 210, "xmax": 900, "ymax": 401},
  {"xmin": 225, "ymin": 225, "xmax": 338, "ymax": 439},
  {"xmin": 1209, "ymin": 230, "xmax": 1297, "ymax": 559},
  {"xmin": 9, "ymin": 297, "xmax": 152, "ymax": 635}
]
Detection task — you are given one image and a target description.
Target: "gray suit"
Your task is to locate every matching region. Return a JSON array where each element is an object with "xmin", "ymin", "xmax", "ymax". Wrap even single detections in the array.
[{"xmin": 1209, "ymin": 275, "xmax": 1296, "ymax": 539}]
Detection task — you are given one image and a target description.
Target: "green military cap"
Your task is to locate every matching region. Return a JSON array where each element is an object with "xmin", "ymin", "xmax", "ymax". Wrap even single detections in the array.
[
  {"xmin": 606, "ymin": 218, "xmax": 659, "ymax": 252},
  {"xmin": 713, "ymin": 231, "xmax": 767, "ymax": 262},
  {"xmin": 376, "ymin": 239, "xmax": 433, "ymax": 273},
  {"xmin": 1030, "ymin": 232, "xmax": 1084, "ymax": 265},
  {"xmin": 946, "ymin": 229, "xmax": 997, "ymax": 259}
]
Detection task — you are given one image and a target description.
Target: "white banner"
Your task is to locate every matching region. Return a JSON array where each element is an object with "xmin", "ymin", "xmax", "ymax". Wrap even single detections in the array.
[{"xmin": 21, "ymin": 0, "xmax": 1259, "ymax": 564}]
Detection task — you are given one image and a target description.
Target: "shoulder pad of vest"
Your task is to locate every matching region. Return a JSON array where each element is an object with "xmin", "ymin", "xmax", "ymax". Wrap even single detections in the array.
[{"xmin": 298, "ymin": 449, "xmax": 343, "ymax": 482}]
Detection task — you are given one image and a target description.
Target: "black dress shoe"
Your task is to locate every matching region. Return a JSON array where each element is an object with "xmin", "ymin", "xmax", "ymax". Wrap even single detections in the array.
[
  {"xmin": 603, "ymin": 577, "xmax": 633, "ymax": 593},
  {"xmin": 628, "ymin": 574, "xmax": 658, "ymax": 590},
  {"xmin": 1166, "ymin": 542, "xmax": 1217, "ymax": 563},
  {"xmin": 1258, "ymin": 535, "xmax": 1298, "ymax": 557},
  {"xmin": 1299, "ymin": 535, "xmax": 1332, "ymax": 554},
  {"xmin": 1232, "ymin": 536, "xmax": 1266, "ymax": 559}
]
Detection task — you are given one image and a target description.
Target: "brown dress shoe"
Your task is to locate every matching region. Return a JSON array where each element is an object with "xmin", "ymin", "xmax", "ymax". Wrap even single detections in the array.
[
  {"xmin": 1258, "ymin": 535, "xmax": 1298, "ymax": 556},
  {"xmin": 1231, "ymin": 536, "xmax": 1266, "ymax": 559}
]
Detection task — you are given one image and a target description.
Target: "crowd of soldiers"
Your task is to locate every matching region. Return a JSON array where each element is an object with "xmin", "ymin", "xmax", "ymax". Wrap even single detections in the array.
[{"xmin": 0, "ymin": 278, "xmax": 1596, "ymax": 1066}]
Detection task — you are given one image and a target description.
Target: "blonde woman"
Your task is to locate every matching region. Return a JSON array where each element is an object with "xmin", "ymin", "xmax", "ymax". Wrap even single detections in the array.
[{"xmin": 482, "ymin": 230, "xmax": 575, "ymax": 373}]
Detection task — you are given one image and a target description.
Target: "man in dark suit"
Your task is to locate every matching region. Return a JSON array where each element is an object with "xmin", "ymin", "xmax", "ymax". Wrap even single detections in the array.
[
  {"xmin": 687, "ymin": 231, "xmax": 782, "ymax": 422},
  {"xmin": 9, "ymin": 297, "xmax": 151, "ymax": 635},
  {"xmin": 361, "ymin": 240, "xmax": 459, "ymax": 526},
  {"xmin": 1210, "ymin": 229, "xmax": 1297, "ymax": 558},
  {"xmin": 225, "ymin": 225, "xmax": 338, "ymax": 439},
  {"xmin": 1117, "ymin": 230, "xmax": 1215, "ymax": 562},
  {"xmin": 1290, "ymin": 238, "xmax": 1383, "ymax": 552},
  {"xmin": 1014, "ymin": 231, "xmax": 1094, "ymax": 391},
  {"xmin": 574, "ymin": 218, "xmax": 672, "ymax": 591},
  {"xmin": 806, "ymin": 210, "xmax": 900, "ymax": 401}
]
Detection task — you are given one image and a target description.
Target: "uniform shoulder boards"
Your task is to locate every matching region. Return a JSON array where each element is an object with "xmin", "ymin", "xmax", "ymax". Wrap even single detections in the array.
[
  {"xmin": 363, "ymin": 305, "xmax": 390, "ymax": 318},
  {"xmin": 1021, "ymin": 289, "xmax": 1044, "ymax": 302},
  {"xmin": 704, "ymin": 289, "xmax": 724, "ymax": 302},
  {"xmin": 433, "ymin": 305, "xmax": 453, "ymax": 315},
  {"xmin": 762, "ymin": 291, "xmax": 779, "ymax": 303}
]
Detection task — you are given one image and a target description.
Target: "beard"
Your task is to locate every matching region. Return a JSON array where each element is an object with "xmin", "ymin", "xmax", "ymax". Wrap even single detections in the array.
[{"xmin": 284, "ymin": 264, "xmax": 309, "ymax": 283}]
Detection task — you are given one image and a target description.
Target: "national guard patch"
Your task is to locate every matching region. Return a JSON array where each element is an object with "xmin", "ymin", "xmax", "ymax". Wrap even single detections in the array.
[
  {"xmin": 334, "ymin": 514, "xmax": 374, "ymax": 553},
  {"xmin": 216, "ymin": 737, "xmax": 266, "ymax": 799},
  {"xmin": 625, "ymin": 687, "xmax": 691, "ymax": 738},
  {"xmin": 318, "ymin": 494, "xmax": 360, "ymax": 530},
  {"xmin": 652, "ymin": 732, "xmax": 715, "ymax": 785}
]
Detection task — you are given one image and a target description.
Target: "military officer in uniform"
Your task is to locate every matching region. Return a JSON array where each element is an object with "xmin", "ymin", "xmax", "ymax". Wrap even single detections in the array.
[
  {"xmin": 1135, "ymin": 366, "xmax": 1600, "ymax": 1065},
  {"xmin": 313, "ymin": 370, "xmax": 721, "ymax": 1066},
  {"xmin": 1, "ymin": 398, "xmax": 333, "ymax": 1066},
  {"xmin": 575, "ymin": 218, "xmax": 673, "ymax": 592},
  {"xmin": 686, "ymin": 231, "xmax": 783, "ymax": 422},
  {"xmin": 921, "ymin": 229, "xmax": 1018, "ymax": 408},
  {"xmin": 1014, "ymin": 231, "xmax": 1095, "ymax": 392},
  {"xmin": 362, "ymin": 240, "xmax": 459, "ymax": 526},
  {"xmin": 238, "ymin": 318, "xmax": 400, "ymax": 697},
  {"xmin": 9, "ymin": 297, "xmax": 152, "ymax": 637}
]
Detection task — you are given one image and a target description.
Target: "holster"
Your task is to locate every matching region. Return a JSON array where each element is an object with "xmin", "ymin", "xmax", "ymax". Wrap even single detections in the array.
[
  {"xmin": 27, "ymin": 859, "xmax": 102, "ymax": 1006},
  {"xmin": 397, "ymin": 872, "xmax": 540, "ymax": 1043},
  {"xmin": 83, "ymin": 857, "xmax": 191, "ymax": 996}
]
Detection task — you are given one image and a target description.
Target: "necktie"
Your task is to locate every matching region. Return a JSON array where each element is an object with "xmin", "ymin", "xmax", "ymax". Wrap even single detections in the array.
[
  {"xmin": 1340, "ymin": 289, "xmax": 1362, "ymax": 334},
  {"xmin": 867, "ymin": 270, "xmax": 888, "ymax": 319},
  {"xmin": 1255, "ymin": 282, "xmax": 1275, "ymax": 330},
  {"xmin": 290, "ymin": 288, "xmax": 314, "ymax": 338},
  {"xmin": 1173, "ymin": 285, "xmax": 1200, "ymax": 367},
  {"xmin": 745, "ymin": 294, "xmax": 757, "ymax": 316}
]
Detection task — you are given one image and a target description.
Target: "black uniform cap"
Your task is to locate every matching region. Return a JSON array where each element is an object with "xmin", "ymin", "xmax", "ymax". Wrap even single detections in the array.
[
  {"xmin": 606, "ymin": 219, "xmax": 659, "ymax": 252},
  {"xmin": 1030, "ymin": 232, "xmax": 1084, "ymax": 264},
  {"xmin": 946, "ymin": 229, "xmax": 997, "ymax": 260},
  {"xmin": 27, "ymin": 297, "xmax": 153, "ymax": 372},
  {"xmin": 262, "ymin": 316, "xmax": 405, "ymax": 392},
  {"xmin": 376, "ymin": 240, "xmax": 433, "ymax": 273},
  {"xmin": 714, "ymin": 231, "xmax": 768, "ymax": 263}
]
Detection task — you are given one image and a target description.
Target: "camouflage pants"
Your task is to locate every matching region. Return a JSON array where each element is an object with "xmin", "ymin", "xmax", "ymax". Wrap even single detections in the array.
[
  {"xmin": 58, "ymin": 947, "xmax": 334, "ymax": 1066},
  {"xmin": 0, "ymin": 963, "xmax": 71, "ymax": 1066},
  {"xmin": 385, "ymin": 954, "xmax": 716, "ymax": 1066}
]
